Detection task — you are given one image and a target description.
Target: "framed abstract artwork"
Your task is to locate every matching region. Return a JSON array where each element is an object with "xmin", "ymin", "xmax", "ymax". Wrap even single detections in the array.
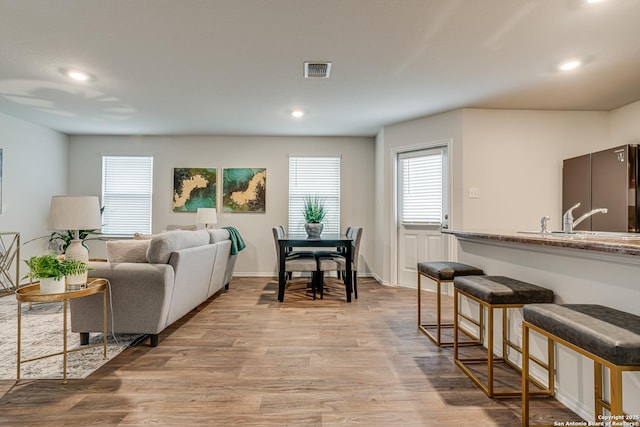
[
  {"xmin": 222, "ymin": 168, "xmax": 266, "ymax": 212},
  {"xmin": 173, "ymin": 168, "xmax": 217, "ymax": 212}
]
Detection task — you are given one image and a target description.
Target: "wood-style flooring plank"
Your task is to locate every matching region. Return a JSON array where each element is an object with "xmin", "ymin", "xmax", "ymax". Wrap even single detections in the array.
[{"xmin": 0, "ymin": 277, "xmax": 580, "ymax": 426}]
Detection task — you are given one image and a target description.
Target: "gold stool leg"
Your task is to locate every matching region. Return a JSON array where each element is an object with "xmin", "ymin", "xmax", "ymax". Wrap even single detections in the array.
[
  {"xmin": 522, "ymin": 321, "xmax": 530, "ymax": 427},
  {"xmin": 417, "ymin": 271, "xmax": 422, "ymax": 327},
  {"xmin": 548, "ymin": 335, "xmax": 555, "ymax": 397},
  {"xmin": 487, "ymin": 302, "xmax": 494, "ymax": 397},
  {"xmin": 418, "ymin": 272, "xmax": 452, "ymax": 345},
  {"xmin": 453, "ymin": 287, "xmax": 459, "ymax": 360},
  {"xmin": 594, "ymin": 361, "xmax": 604, "ymax": 418},
  {"xmin": 610, "ymin": 365, "xmax": 624, "ymax": 417},
  {"xmin": 436, "ymin": 279, "xmax": 442, "ymax": 343}
]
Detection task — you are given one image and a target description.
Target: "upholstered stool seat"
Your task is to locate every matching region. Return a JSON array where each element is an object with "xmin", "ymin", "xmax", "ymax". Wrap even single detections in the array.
[
  {"xmin": 454, "ymin": 275, "xmax": 554, "ymax": 306},
  {"xmin": 522, "ymin": 304, "xmax": 640, "ymax": 426},
  {"xmin": 417, "ymin": 261, "xmax": 484, "ymax": 346},
  {"xmin": 453, "ymin": 275, "xmax": 554, "ymax": 397}
]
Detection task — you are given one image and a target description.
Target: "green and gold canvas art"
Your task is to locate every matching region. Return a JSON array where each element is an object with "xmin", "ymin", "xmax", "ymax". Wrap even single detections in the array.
[
  {"xmin": 173, "ymin": 168, "xmax": 217, "ymax": 212},
  {"xmin": 222, "ymin": 168, "xmax": 266, "ymax": 212}
]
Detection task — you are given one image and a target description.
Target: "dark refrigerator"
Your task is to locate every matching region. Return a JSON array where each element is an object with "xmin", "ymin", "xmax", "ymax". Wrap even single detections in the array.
[{"xmin": 562, "ymin": 145, "xmax": 638, "ymax": 232}]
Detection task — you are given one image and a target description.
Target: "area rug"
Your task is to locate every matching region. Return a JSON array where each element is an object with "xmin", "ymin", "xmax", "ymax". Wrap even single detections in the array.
[{"xmin": 0, "ymin": 294, "xmax": 142, "ymax": 380}]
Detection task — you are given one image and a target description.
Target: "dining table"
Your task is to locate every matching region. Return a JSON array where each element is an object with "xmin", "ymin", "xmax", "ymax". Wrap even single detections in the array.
[{"xmin": 277, "ymin": 233, "xmax": 354, "ymax": 302}]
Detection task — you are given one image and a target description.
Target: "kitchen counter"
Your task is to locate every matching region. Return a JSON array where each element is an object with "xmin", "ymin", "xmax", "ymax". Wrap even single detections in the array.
[
  {"xmin": 443, "ymin": 229, "xmax": 640, "ymax": 258},
  {"xmin": 445, "ymin": 228, "xmax": 640, "ymax": 419}
]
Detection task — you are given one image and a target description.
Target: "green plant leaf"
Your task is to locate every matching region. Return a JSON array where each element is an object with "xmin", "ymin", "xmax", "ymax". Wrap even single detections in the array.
[{"xmin": 302, "ymin": 195, "xmax": 326, "ymax": 223}]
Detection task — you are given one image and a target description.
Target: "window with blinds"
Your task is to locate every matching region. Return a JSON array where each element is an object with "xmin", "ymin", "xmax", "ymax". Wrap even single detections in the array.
[
  {"xmin": 101, "ymin": 156, "xmax": 153, "ymax": 235},
  {"xmin": 398, "ymin": 149, "xmax": 443, "ymax": 225},
  {"xmin": 288, "ymin": 156, "xmax": 340, "ymax": 234}
]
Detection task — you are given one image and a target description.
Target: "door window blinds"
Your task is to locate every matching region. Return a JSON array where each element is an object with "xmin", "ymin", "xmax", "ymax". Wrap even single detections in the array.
[
  {"xmin": 102, "ymin": 156, "xmax": 153, "ymax": 235},
  {"xmin": 288, "ymin": 156, "xmax": 340, "ymax": 234},
  {"xmin": 398, "ymin": 149, "xmax": 443, "ymax": 225}
]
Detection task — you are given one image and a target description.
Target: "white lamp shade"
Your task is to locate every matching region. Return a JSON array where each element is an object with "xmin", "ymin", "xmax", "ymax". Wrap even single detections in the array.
[
  {"xmin": 196, "ymin": 208, "xmax": 217, "ymax": 226},
  {"xmin": 48, "ymin": 196, "xmax": 102, "ymax": 231}
]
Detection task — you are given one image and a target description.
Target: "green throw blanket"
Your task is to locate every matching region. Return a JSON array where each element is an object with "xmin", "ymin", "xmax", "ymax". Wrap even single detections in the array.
[{"xmin": 223, "ymin": 226, "xmax": 246, "ymax": 255}]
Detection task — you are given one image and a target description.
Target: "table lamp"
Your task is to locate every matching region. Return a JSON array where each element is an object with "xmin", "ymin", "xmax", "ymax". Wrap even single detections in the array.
[
  {"xmin": 48, "ymin": 196, "xmax": 102, "ymax": 287},
  {"xmin": 196, "ymin": 208, "xmax": 217, "ymax": 229}
]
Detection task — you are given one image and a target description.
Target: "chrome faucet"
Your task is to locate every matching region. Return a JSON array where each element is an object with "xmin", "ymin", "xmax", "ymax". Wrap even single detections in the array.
[
  {"xmin": 540, "ymin": 216, "xmax": 550, "ymax": 233},
  {"xmin": 562, "ymin": 202, "xmax": 608, "ymax": 232}
]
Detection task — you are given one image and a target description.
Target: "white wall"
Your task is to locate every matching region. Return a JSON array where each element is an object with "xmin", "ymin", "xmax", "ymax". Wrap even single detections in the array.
[
  {"xmin": 374, "ymin": 109, "xmax": 464, "ymax": 285},
  {"xmin": 68, "ymin": 135, "xmax": 375, "ymax": 276},
  {"xmin": 610, "ymin": 99, "xmax": 640, "ymax": 146},
  {"xmin": 0, "ymin": 112, "xmax": 68, "ymax": 269},
  {"xmin": 373, "ymin": 108, "xmax": 613, "ymax": 285},
  {"xmin": 461, "ymin": 109, "xmax": 610, "ymax": 232}
]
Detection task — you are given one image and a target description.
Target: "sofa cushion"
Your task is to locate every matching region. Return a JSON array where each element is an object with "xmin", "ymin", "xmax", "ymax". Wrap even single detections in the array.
[
  {"xmin": 207, "ymin": 228, "xmax": 230, "ymax": 244},
  {"xmin": 146, "ymin": 230, "xmax": 210, "ymax": 264},
  {"xmin": 106, "ymin": 240, "xmax": 151, "ymax": 263}
]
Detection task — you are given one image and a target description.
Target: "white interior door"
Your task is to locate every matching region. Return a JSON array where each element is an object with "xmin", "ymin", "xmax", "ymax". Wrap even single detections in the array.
[{"xmin": 397, "ymin": 146, "xmax": 449, "ymax": 287}]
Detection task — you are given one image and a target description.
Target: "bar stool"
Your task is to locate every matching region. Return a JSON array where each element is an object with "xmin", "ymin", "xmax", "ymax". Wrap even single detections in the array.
[
  {"xmin": 453, "ymin": 275, "xmax": 554, "ymax": 397},
  {"xmin": 417, "ymin": 261, "xmax": 484, "ymax": 346},
  {"xmin": 522, "ymin": 304, "xmax": 640, "ymax": 427}
]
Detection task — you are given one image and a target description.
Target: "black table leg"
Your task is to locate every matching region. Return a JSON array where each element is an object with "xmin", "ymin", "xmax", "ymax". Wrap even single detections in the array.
[
  {"xmin": 278, "ymin": 242, "xmax": 286, "ymax": 302},
  {"xmin": 344, "ymin": 243, "xmax": 353, "ymax": 302}
]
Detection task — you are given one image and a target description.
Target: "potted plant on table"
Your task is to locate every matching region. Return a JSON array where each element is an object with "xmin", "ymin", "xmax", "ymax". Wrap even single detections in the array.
[
  {"xmin": 302, "ymin": 195, "xmax": 326, "ymax": 238},
  {"xmin": 23, "ymin": 254, "xmax": 89, "ymax": 294}
]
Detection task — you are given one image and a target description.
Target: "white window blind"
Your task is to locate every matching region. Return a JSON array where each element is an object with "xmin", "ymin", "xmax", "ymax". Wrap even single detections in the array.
[
  {"xmin": 399, "ymin": 150, "xmax": 443, "ymax": 224},
  {"xmin": 102, "ymin": 156, "xmax": 153, "ymax": 235},
  {"xmin": 288, "ymin": 156, "xmax": 340, "ymax": 234}
]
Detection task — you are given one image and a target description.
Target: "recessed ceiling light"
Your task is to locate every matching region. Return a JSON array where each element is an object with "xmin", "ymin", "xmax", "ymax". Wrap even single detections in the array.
[
  {"xmin": 558, "ymin": 60, "xmax": 581, "ymax": 71},
  {"xmin": 585, "ymin": 0, "xmax": 605, "ymax": 4},
  {"xmin": 61, "ymin": 68, "xmax": 95, "ymax": 82},
  {"xmin": 291, "ymin": 110, "xmax": 304, "ymax": 118},
  {"xmin": 68, "ymin": 71, "xmax": 90, "ymax": 81}
]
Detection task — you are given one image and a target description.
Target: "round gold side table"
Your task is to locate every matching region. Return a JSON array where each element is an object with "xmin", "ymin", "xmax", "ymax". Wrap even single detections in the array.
[{"xmin": 15, "ymin": 278, "xmax": 108, "ymax": 384}]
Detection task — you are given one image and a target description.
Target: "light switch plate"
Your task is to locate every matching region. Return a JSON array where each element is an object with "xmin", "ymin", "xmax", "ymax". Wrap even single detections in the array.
[{"xmin": 468, "ymin": 187, "xmax": 479, "ymax": 199}]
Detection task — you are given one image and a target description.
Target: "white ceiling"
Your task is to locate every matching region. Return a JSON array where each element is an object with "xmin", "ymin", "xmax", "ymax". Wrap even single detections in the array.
[{"xmin": 1, "ymin": 0, "xmax": 640, "ymax": 137}]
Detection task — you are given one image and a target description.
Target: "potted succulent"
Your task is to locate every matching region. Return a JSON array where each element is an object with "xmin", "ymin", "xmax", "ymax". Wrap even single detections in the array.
[
  {"xmin": 23, "ymin": 254, "xmax": 89, "ymax": 293},
  {"xmin": 302, "ymin": 195, "xmax": 326, "ymax": 238}
]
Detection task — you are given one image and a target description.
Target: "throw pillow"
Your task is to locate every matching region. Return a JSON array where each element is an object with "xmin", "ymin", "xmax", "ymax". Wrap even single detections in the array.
[
  {"xmin": 106, "ymin": 240, "xmax": 151, "ymax": 263},
  {"xmin": 133, "ymin": 232, "xmax": 156, "ymax": 240}
]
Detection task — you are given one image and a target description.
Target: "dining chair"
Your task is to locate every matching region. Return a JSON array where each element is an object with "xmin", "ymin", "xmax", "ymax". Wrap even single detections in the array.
[
  {"xmin": 314, "ymin": 226, "xmax": 351, "ymax": 280},
  {"xmin": 278, "ymin": 225, "xmax": 315, "ymax": 259},
  {"xmin": 316, "ymin": 227, "xmax": 363, "ymax": 300},
  {"xmin": 272, "ymin": 227, "xmax": 320, "ymax": 300},
  {"xmin": 314, "ymin": 226, "xmax": 351, "ymax": 256}
]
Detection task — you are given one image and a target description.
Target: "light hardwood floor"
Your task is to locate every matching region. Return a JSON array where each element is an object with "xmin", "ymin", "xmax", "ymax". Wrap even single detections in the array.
[{"xmin": 0, "ymin": 277, "xmax": 578, "ymax": 426}]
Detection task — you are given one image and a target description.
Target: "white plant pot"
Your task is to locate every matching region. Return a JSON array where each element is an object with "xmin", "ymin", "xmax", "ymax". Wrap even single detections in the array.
[{"xmin": 39, "ymin": 277, "xmax": 66, "ymax": 294}]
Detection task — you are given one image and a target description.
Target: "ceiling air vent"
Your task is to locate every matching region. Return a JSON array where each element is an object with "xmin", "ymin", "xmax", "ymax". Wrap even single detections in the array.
[{"xmin": 304, "ymin": 62, "xmax": 332, "ymax": 78}]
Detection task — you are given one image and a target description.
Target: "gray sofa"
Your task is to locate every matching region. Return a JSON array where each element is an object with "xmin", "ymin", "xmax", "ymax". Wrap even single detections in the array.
[{"xmin": 70, "ymin": 229, "xmax": 237, "ymax": 347}]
